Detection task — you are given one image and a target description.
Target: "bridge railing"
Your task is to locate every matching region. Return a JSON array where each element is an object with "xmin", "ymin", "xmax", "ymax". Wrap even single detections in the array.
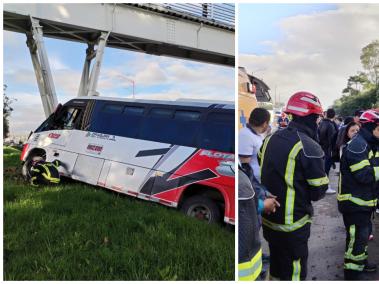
[{"xmin": 160, "ymin": 3, "xmax": 235, "ymax": 28}]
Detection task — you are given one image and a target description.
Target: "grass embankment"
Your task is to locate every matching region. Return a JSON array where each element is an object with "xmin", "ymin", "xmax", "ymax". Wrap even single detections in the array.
[{"xmin": 3, "ymin": 146, "xmax": 234, "ymax": 280}]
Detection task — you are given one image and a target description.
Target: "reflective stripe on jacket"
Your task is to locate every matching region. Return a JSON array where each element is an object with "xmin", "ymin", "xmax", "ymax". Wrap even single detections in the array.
[
  {"xmin": 338, "ymin": 132, "xmax": 378, "ymax": 214},
  {"xmin": 238, "ymin": 169, "xmax": 262, "ymax": 281},
  {"xmin": 259, "ymin": 121, "xmax": 328, "ymax": 234},
  {"xmin": 30, "ymin": 161, "xmax": 61, "ymax": 185}
]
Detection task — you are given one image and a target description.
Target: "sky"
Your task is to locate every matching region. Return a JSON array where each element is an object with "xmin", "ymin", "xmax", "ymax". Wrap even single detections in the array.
[
  {"xmin": 239, "ymin": 3, "xmax": 379, "ymax": 110},
  {"xmin": 4, "ymin": 26, "xmax": 234, "ymax": 136}
]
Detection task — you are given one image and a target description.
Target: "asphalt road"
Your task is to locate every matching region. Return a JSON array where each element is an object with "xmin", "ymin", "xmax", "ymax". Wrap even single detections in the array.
[{"xmin": 260, "ymin": 165, "xmax": 379, "ymax": 280}]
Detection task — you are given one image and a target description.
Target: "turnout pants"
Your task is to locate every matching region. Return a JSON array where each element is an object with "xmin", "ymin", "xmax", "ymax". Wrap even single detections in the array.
[
  {"xmin": 342, "ymin": 213, "xmax": 370, "ymax": 273},
  {"xmin": 268, "ymin": 241, "xmax": 308, "ymax": 280}
]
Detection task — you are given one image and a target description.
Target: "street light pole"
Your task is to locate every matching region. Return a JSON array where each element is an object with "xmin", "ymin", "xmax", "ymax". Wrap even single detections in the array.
[
  {"xmin": 117, "ymin": 74, "xmax": 135, "ymax": 99},
  {"xmin": 130, "ymin": 79, "xmax": 135, "ymax": 99}
]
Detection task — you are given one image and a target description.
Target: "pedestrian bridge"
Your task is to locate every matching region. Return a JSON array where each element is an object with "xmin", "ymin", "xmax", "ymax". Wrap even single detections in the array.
[
  {"xmin": 4, "ymin": 3, "xmax": 234, "ymax": 65},
  {"xmin": 4, "ymin": 3, "xmax": 235, "ymax": 117}
]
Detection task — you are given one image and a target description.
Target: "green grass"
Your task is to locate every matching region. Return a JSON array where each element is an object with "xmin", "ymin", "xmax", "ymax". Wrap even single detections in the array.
[{"xmin": 3, "ymin": 146, "xmax": 234, "ymax": 280}]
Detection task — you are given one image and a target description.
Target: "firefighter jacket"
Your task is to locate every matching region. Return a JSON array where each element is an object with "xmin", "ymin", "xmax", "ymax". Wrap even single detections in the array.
[
  {"xmin": 259, "ymin": 121, "xmax": 328, "ymax": 238},
  {"xmin": 338, "ymin": 129, "xmax": 379, "ymax": 215},
  {"xmin": 238, "ymin": 169, "xmax": 262, "ymax": 281},
  {"xmin": 30, "ymin": 160, "xmax": 61, "ymax": 186}
]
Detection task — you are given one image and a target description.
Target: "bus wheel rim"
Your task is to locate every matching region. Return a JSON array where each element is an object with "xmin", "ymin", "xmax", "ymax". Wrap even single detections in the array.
[{"xmin": 188, "ymin": 204, "xmax": 211, "ymax": 221}]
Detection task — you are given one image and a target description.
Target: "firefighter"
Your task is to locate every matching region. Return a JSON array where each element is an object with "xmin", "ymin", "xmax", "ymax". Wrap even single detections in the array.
[
  {"xmin": 259, "ymin": 91, "xmax": 329, "ymax": 280},
  {"xmin": 238, "ymin": 164, "xmax": 262, "ymax": 281},
  {"xmin": 30, "ymin": 159, "xmax": 62, "ymax": 186},
  {"xmin": 338, "ymin": 109, "xmax": 379, "ymax": 280}
]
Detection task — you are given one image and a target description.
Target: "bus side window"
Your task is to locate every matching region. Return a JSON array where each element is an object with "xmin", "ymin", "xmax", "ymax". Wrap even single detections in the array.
[
  {"xmin": 102, "ymin": 104, "xmax": 124, "ymax": 114},
  {"xmin": 198, "ymin": 112, "xmax": 235, "ymax": 153},
  {"xmin": 53, "ymin": 107, "xmax": 83, "ymax": 130},
  {"xmin": 140, "ymin": 108, "xmax": 202, "ymax": 147},
  {"xmin": 89, "ymin": 102, "xmax": 145, "ymax": 139},
  {"xmin": 124, "ymin": 106, "xmax": 144, "ymax": 116},
  {"xmin": 120, "ymin": 106, "xmax": 145, "ymax": 138},
  {"xmin": 139, "ymin": 108, "xmax": 175, "ymax": 143},
  {"xmin": 172, "ymin": 110, "xmax": 201, "ymax": 147},
  {"xmin": 150, "ymin": 108, "xmax": 174, "ymax": 118}
]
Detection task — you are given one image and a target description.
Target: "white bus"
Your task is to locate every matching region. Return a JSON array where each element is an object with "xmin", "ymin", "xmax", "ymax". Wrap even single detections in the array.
[{"xmin": 21, "ymin": 97, "xmax": 235, "ymax": 224}]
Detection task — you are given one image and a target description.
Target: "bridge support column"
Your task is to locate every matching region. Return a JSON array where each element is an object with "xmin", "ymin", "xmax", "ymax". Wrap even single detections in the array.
[
  {"xmin": 26, "ymin": 17, "xmax": 58, "ymax": 117},
  {"xmin": 77, "ymin": 43, "xmax": 95, "ymax": 96},
  {"xmin": 78, "ymin": 31, "xmax": 109, "ymax": 96}
]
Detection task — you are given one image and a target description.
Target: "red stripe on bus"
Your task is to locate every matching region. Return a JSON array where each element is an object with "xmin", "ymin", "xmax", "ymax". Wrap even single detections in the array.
[{"xmin": 111, "ymin": 185, "xmax": 123, "ymax": 191}]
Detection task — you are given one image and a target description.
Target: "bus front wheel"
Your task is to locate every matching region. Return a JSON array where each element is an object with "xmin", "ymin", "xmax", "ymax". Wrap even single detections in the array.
[{"xmin": 181, "ymin": 195, "xmax": 221, "ymax": 224}]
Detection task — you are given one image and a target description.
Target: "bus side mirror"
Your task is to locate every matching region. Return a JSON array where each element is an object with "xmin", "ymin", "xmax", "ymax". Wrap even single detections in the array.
[{"xmin": 27, "ymin": 130, "xmax": 33, "ymax": 140}]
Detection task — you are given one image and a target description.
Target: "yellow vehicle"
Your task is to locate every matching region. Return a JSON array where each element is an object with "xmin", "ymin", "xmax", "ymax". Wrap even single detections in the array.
[{"xmin": 238, "ymin": 67, "xmax": 258, "ymax": 129}]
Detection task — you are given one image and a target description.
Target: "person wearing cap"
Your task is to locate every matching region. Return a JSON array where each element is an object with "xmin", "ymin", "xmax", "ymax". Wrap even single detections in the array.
[
  {"xmin": 30, "ymin": 159, "xmax": 62, "ymax": 186},
  {"xmin": 337, "ymin": 109, "xmax": 379, "ymax": 280},
  {"xmin": 277, "ymin": 112, "xmax": 289, "ymax": 130},
  {"xmin": 258, "ymin": 91, "xmax": 329, "ymax": 280}
]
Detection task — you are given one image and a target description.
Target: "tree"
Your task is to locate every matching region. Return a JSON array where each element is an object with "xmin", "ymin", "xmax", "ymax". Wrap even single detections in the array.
[
  {"xmin": 334, "ymin": 87, "xmax": 378, "ymax": 117},
  {"xmin": 342, "ymin": 72, "xmax": 369, "ymax": 95},
  {"xmin": 334, "ymin": 40, "xmax": 379, "ymax": 116},
  {"xmin": 3, "ymin": 85, "xmax": 16, "ymax": 138},
  {"xmin": 360, "ymin": 40, "xmax": 379, "ymax": 87}
]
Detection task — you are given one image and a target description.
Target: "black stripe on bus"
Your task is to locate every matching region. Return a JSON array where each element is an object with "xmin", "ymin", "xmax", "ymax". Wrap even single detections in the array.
[
  {"xmin": 141, "ymin": 168, "xmax": 218, "ymax": 195},
  {"xmin": 135, "ymin": 147, "xmax": 172, "ymax": 157}
]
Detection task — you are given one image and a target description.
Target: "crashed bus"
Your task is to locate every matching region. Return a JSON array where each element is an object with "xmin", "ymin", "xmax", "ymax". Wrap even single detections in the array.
[{"xmin": 21, "ymin": 97, "xmax": 235, "ymax": 224}]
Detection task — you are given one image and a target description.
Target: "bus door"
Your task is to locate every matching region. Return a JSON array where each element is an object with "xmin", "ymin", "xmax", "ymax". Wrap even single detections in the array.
[{"xmin": 47, "ymin": 100, "xmax": 89, "ymax": 175}]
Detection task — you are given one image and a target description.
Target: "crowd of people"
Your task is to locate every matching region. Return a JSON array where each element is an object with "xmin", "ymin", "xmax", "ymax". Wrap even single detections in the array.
[{"xmin": 238, "ymin": 91, "xmax": 379, "ymax": 281}]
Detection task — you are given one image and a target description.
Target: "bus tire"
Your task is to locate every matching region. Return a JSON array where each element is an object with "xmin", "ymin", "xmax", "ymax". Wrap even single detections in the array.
[
  {"xmin": 181, "ymin": 195, "xmax": 221, "ymax": 224},
  {"xmin": 22, "ymin": 154, "xmax": 45, "ymax": 181}
]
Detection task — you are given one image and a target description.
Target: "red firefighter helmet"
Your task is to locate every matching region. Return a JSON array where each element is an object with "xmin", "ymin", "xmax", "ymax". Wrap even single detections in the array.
[
  {"xmin": 359, "ymin": 110, "xmax": 379, "ymax": 125},
  {"xmin": 283, "ymin": 91, "xmax": 323, "ymax": 117}
]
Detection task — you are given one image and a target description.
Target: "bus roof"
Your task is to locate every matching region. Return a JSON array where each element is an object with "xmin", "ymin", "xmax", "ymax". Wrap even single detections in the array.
[{"xmin": 70, "ymin": 96, "xmax": 235, "ymax": 109}]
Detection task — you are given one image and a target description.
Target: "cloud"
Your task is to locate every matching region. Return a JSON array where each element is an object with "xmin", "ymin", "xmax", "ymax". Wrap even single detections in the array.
[
  {"xmin": 52, "ymin": 70, "xmax": 81, "ymax": 95},
  {"xmin": 5, "ymin": 69, "xmax": 36, "ymax": 85},
  {"xmin": 96, "ymin": 62, "xmax": 168, "ymax": 91},
  {"xmin": 239, "ymin": 4, "xmax": 379, "ymax": 109},
  {"xmin": 49, "ymin": 55, "xmax": 70, "ymax": 70},
  {"xmin": 5, "ymin": 67, "xmax": 81, "ymax": 97},
  {"xmin": 133, "ymin": 62, "xmax": 168, "ymax": 85},
  {"xmin": 97, "ymin": 56, "xmax": 234, "ymax": 100},
  {"xmin": 7, "ymin": 92, "xmax": 46, "ymax": 135}
]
